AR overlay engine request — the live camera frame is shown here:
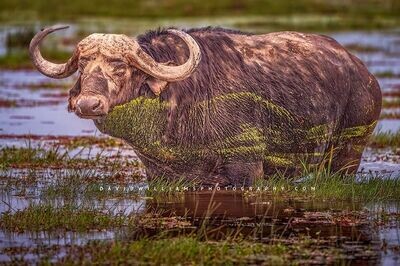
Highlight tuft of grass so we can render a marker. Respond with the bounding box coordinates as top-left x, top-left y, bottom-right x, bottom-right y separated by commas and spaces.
252, 172, 400, 201
303, 174, 400, 201
41, 169, 144, 201
0, 141, 137, 170
0, 143, 68, 169
251, 149, 400, 201
0, 204, 125, 232
55, 237, 288, 265
0, 203, 197, 234
369, 130, 400, 148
